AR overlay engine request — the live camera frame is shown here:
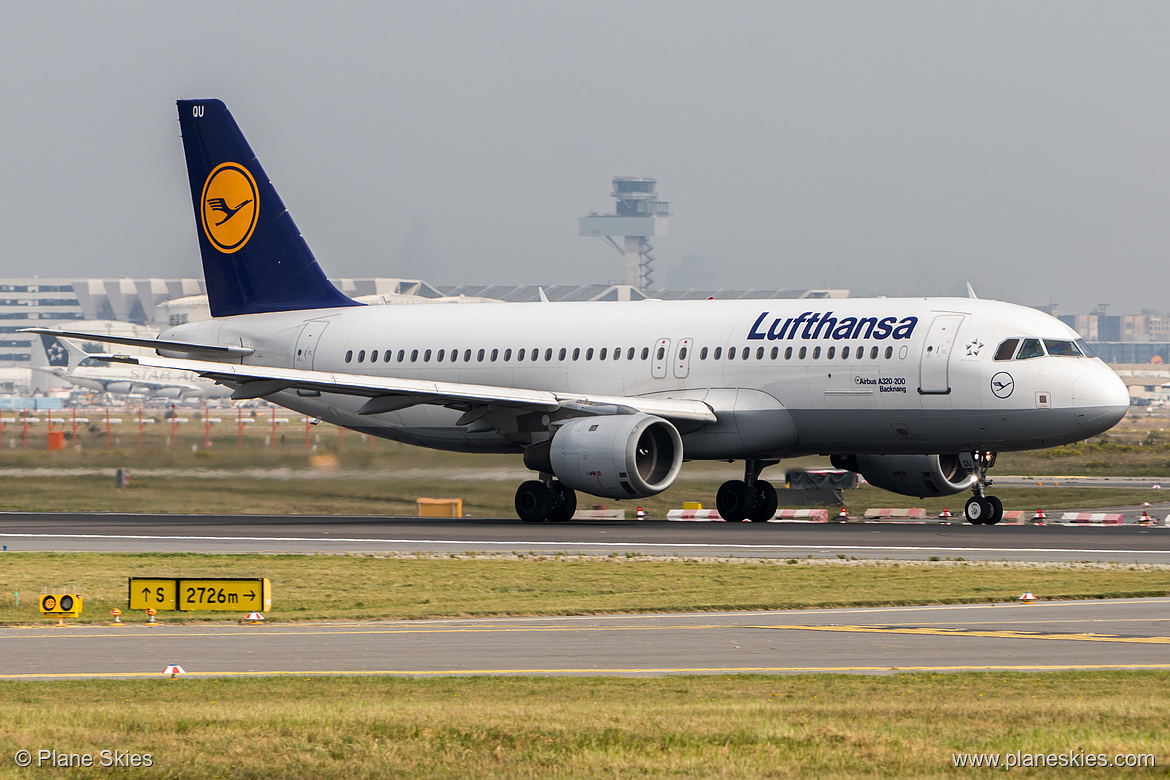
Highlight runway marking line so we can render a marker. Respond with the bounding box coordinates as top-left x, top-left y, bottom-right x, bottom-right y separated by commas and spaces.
5, 663, 1170, 680
2, 532, 1170, 556
752, 625, 1170, 644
